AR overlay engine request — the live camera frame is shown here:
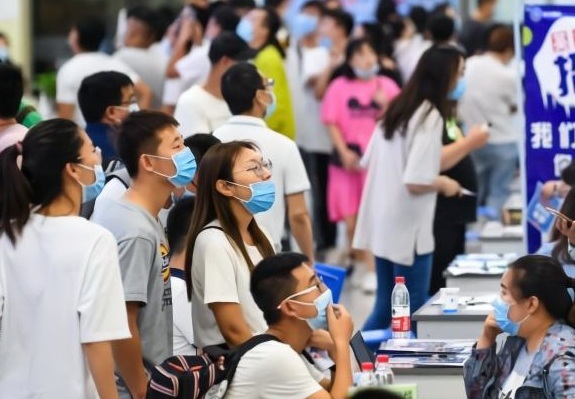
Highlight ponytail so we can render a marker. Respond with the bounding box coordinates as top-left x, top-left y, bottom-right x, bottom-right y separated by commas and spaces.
0, 143, 32, 244
0, 118, 83, 245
